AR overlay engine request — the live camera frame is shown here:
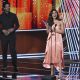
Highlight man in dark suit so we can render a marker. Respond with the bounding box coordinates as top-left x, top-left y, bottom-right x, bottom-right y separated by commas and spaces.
0, 2, 19, 79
